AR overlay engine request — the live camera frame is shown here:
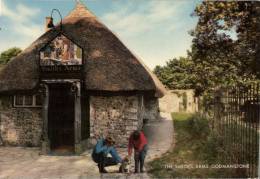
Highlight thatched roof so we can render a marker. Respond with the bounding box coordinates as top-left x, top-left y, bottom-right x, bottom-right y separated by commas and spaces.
0, 2, 166, 97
